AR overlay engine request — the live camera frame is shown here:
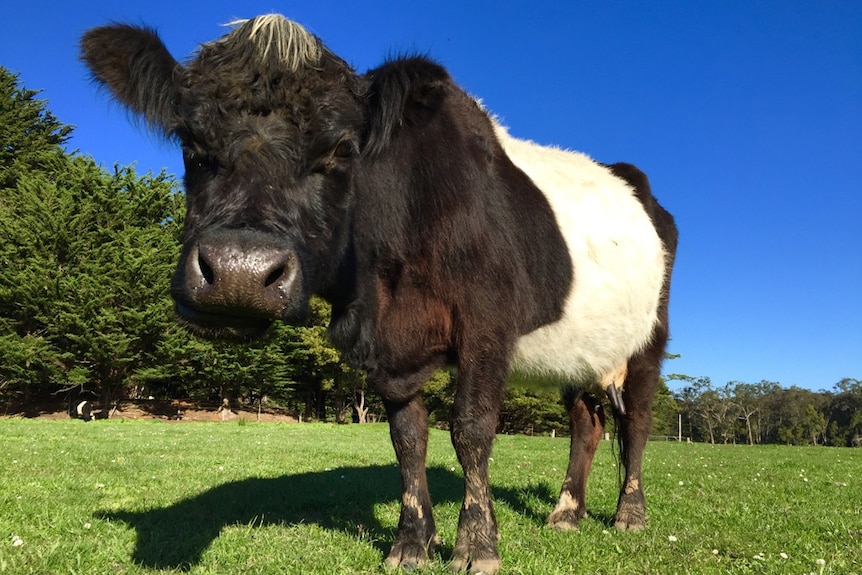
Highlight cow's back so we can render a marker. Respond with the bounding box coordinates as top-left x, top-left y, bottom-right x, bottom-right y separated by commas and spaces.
494, 124, 668, 387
